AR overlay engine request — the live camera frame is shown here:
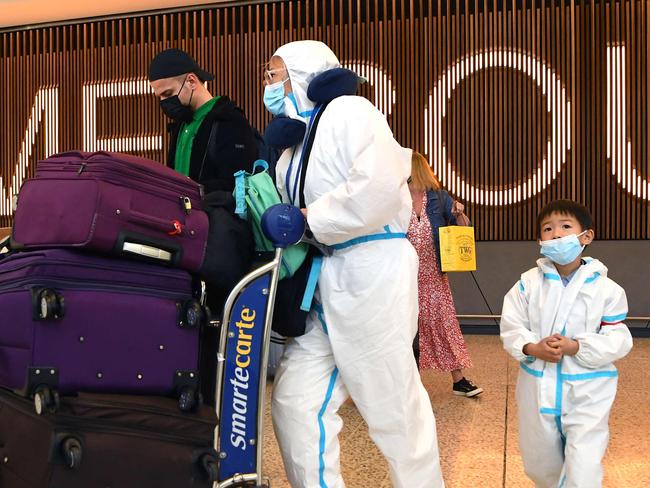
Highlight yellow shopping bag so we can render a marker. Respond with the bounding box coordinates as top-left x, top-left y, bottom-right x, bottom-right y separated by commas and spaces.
439, 226, 477, 272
